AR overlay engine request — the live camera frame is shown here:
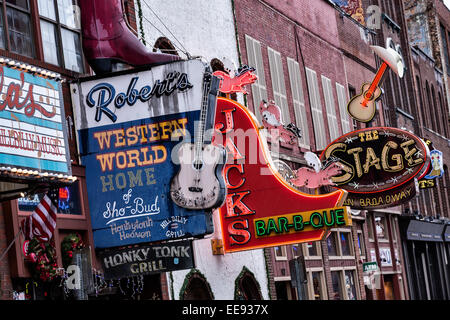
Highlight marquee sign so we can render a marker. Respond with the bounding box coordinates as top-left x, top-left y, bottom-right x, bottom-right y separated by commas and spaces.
0, 62, 70, 174
212, 98, 350, 253
320, 127, 429, 209
71, 60, 215, 248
